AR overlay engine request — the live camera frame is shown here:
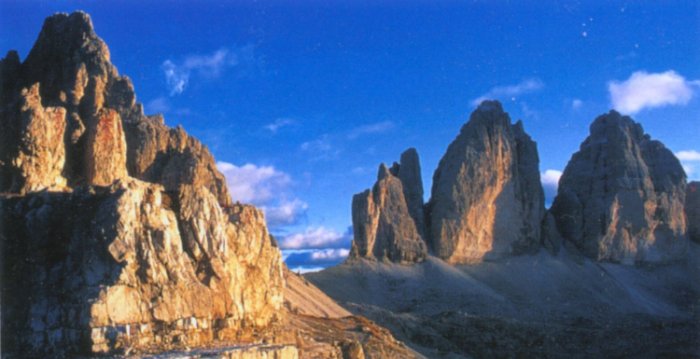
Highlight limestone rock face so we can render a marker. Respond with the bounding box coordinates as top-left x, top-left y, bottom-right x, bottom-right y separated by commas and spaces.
0, 179, 285, 355
687, 181, 700, 243
7, 83, 68, 192
83, 108, 127, 186
350, 149, 428, 263
0, 11, 230, 205
395, 148, 426, 237
0, 12, 282, 356
428, 101, 545, 263
550, 111, 687, 263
